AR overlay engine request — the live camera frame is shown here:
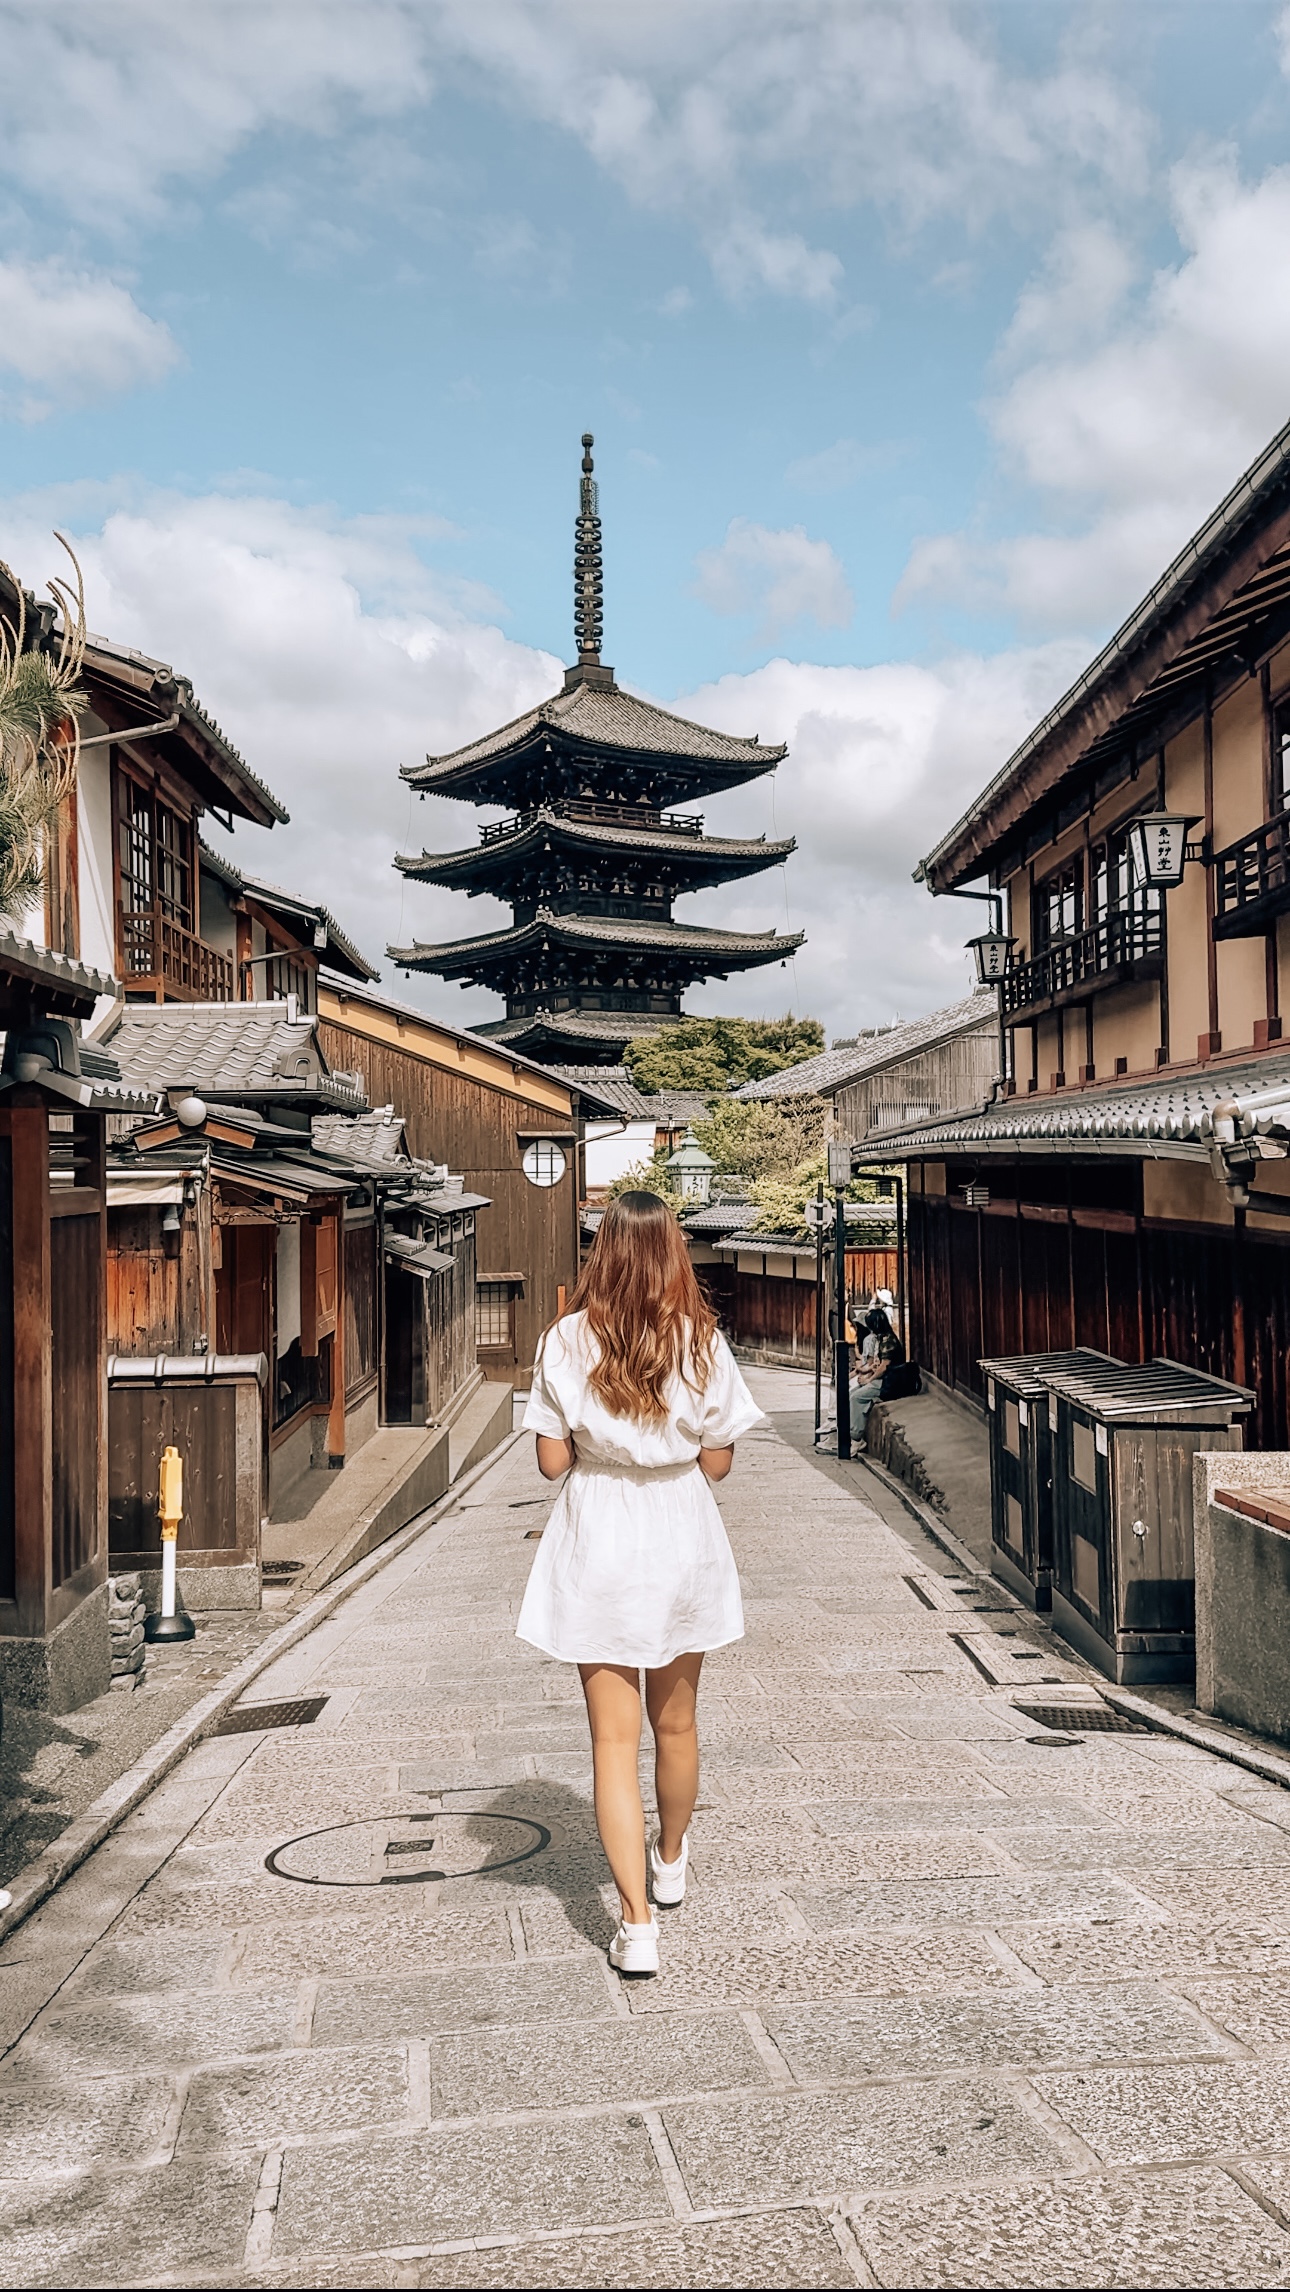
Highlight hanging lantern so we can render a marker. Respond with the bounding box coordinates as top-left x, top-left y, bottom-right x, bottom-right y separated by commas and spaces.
1126, 814, 1197, 890
968, 930, 1015, 984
